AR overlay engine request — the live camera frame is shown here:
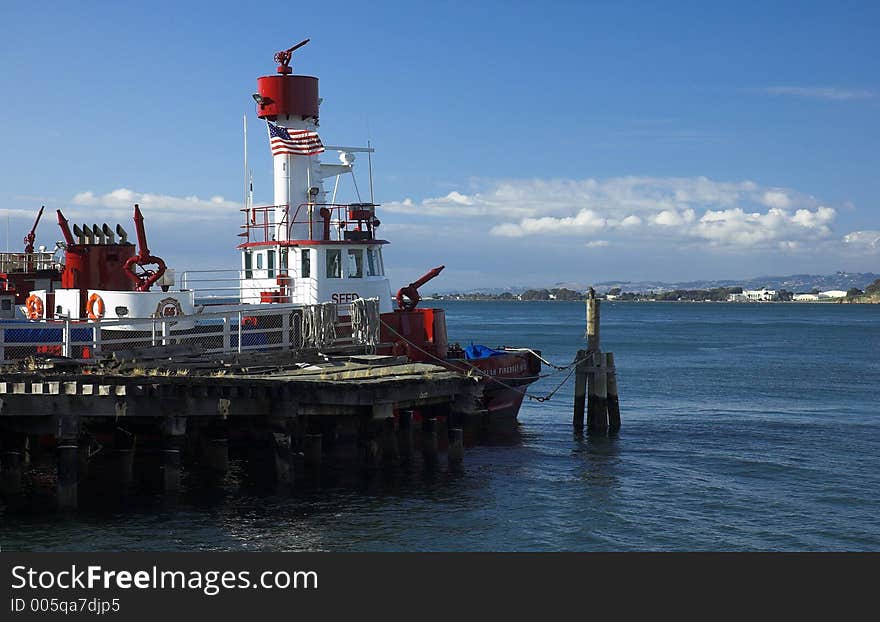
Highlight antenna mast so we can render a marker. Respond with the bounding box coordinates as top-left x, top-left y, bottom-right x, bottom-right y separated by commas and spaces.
243, 114, 248, 212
